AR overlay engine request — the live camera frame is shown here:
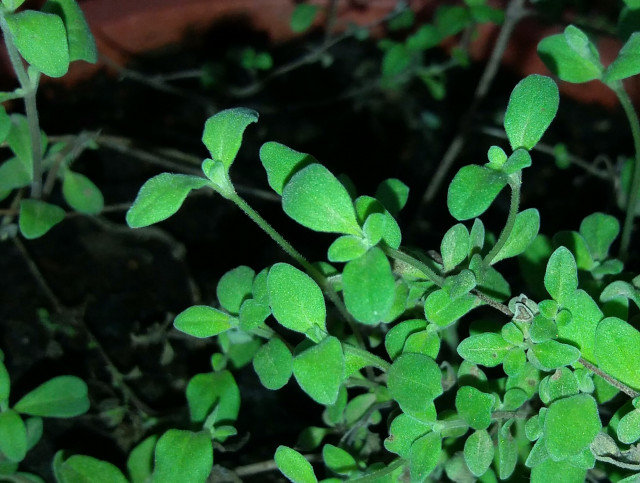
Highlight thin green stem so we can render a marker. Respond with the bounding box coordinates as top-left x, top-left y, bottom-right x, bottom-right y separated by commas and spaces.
383, 246, 445, 286
228, 192, 367, 349
1, 16, 43, 199
484, 173, 521, 267
351, 459, 405, 482
342, 344, 391, 372
614, 86, 640, 259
